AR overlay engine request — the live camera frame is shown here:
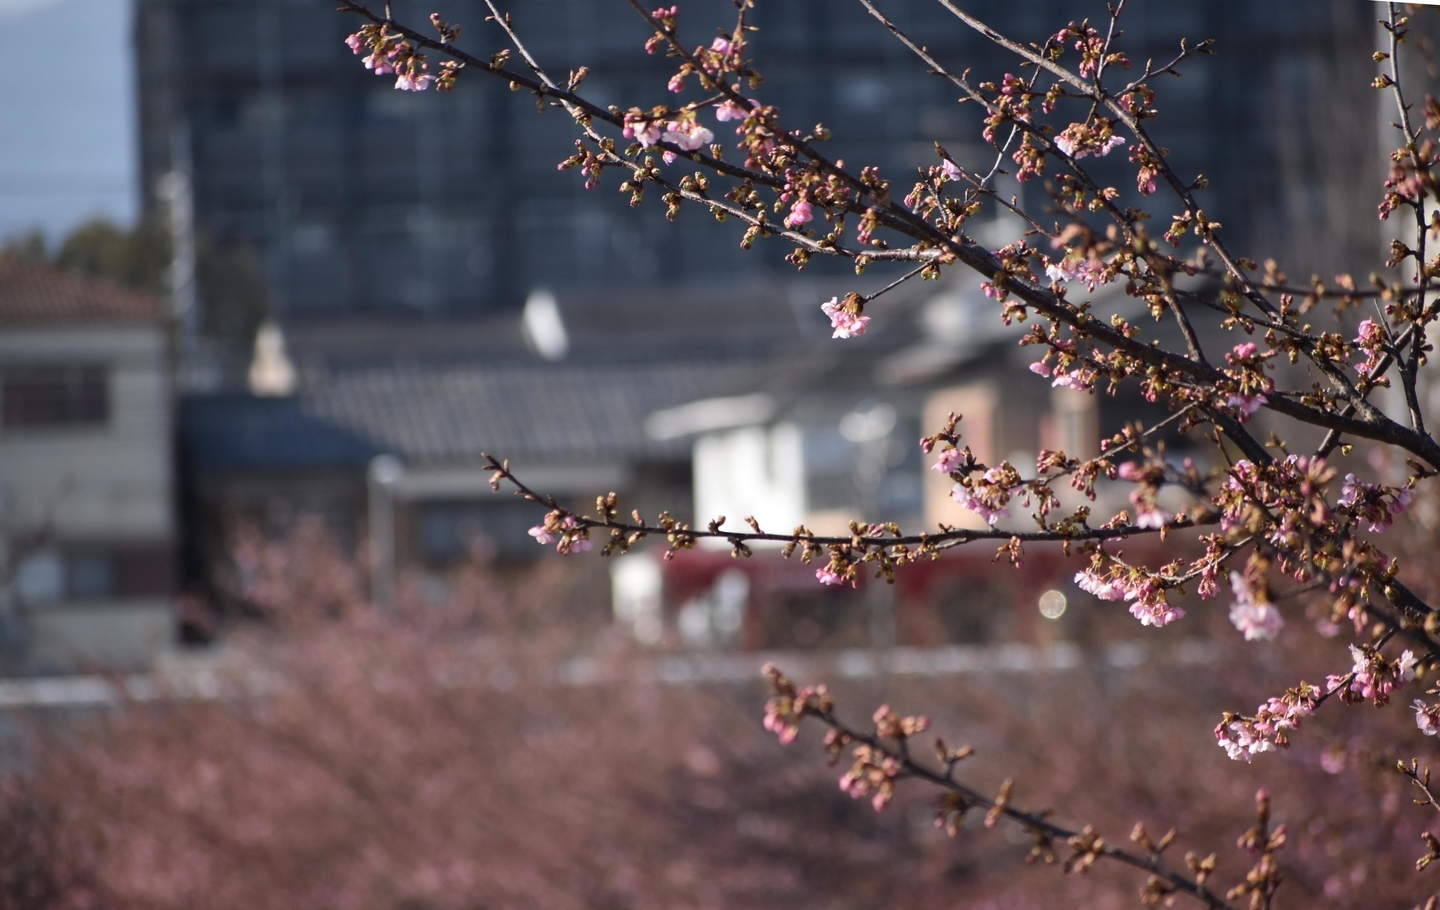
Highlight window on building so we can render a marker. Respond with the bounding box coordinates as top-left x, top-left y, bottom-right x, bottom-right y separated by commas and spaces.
13, 547, 172, 605
65, 553, 115, 600
1, 366, 108, 429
